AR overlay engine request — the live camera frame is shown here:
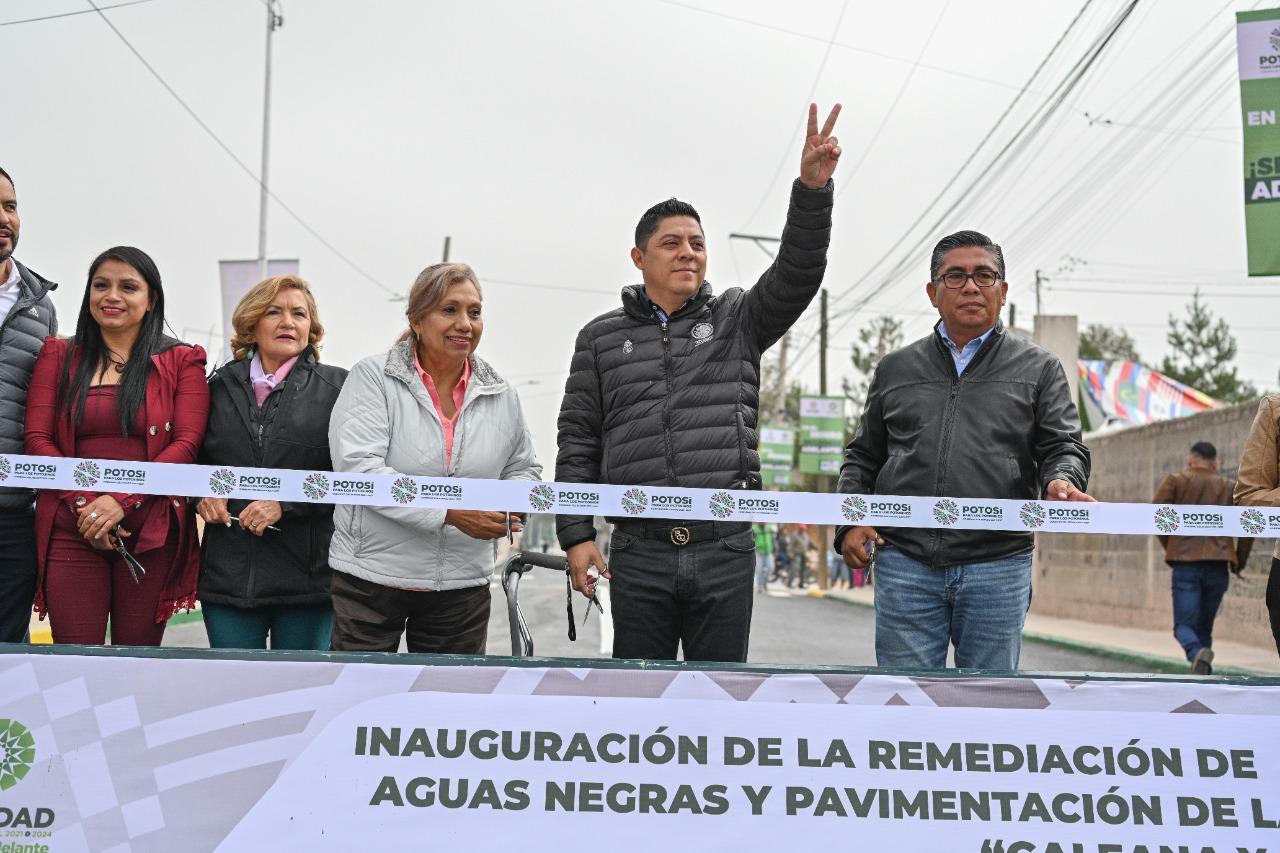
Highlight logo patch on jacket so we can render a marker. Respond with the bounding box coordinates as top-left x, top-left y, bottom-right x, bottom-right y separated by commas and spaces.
691, 322, 714, 345
622, 340, 634, 355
